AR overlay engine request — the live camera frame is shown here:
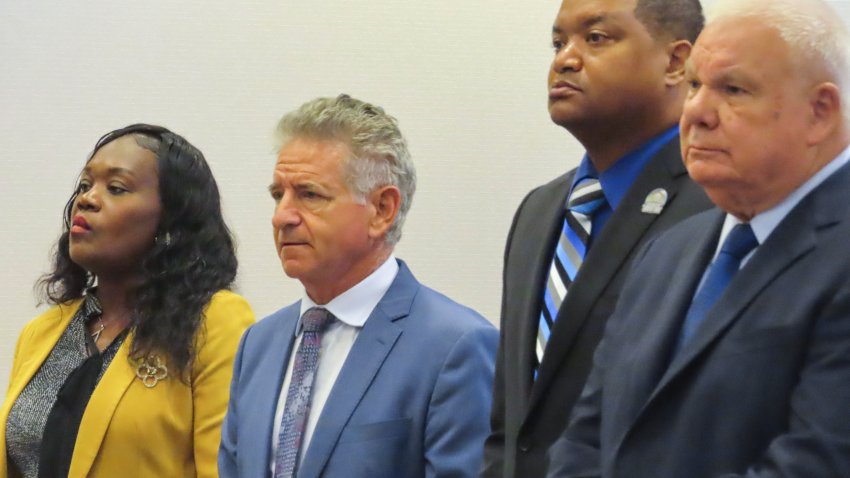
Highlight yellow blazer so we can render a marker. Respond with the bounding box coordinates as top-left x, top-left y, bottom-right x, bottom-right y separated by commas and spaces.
0, 290, 254, 478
